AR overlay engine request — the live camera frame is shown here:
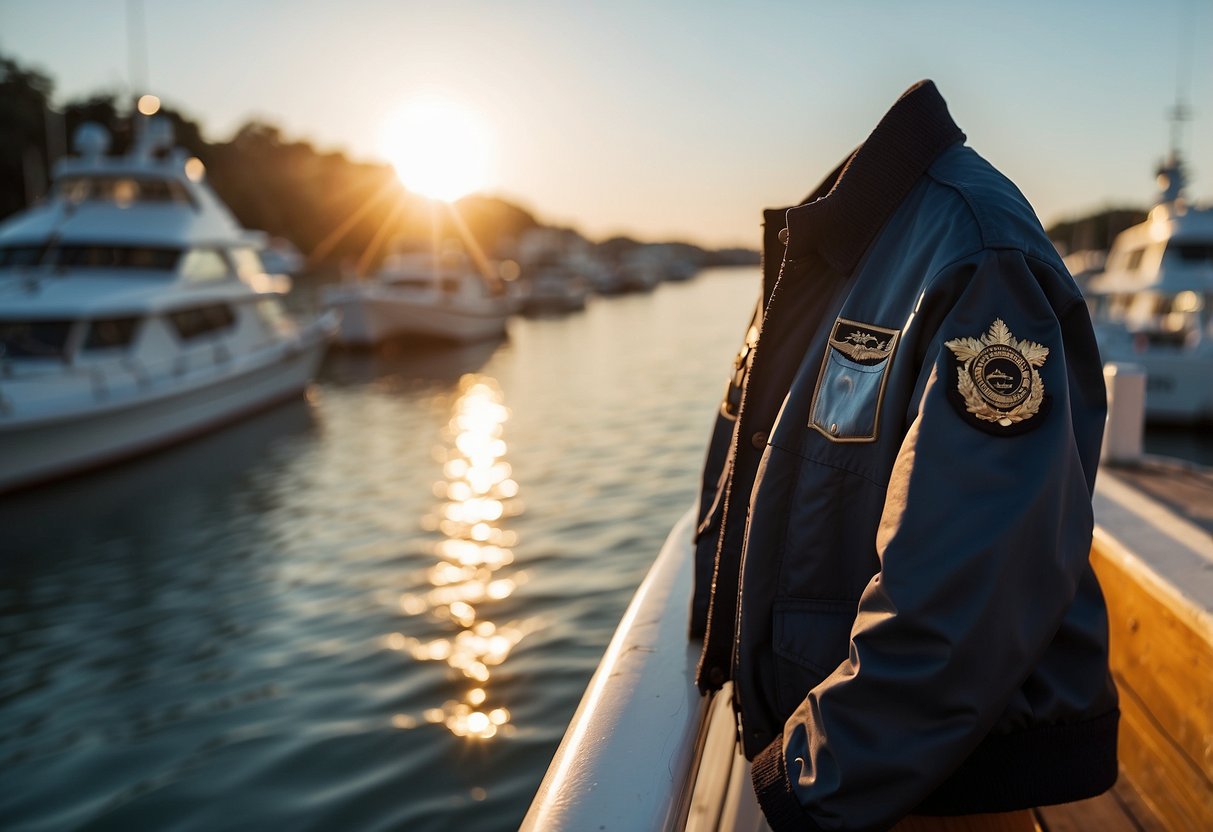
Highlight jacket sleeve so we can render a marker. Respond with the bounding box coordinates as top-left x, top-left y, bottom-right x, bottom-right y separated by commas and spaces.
752, 249, 1105, 831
